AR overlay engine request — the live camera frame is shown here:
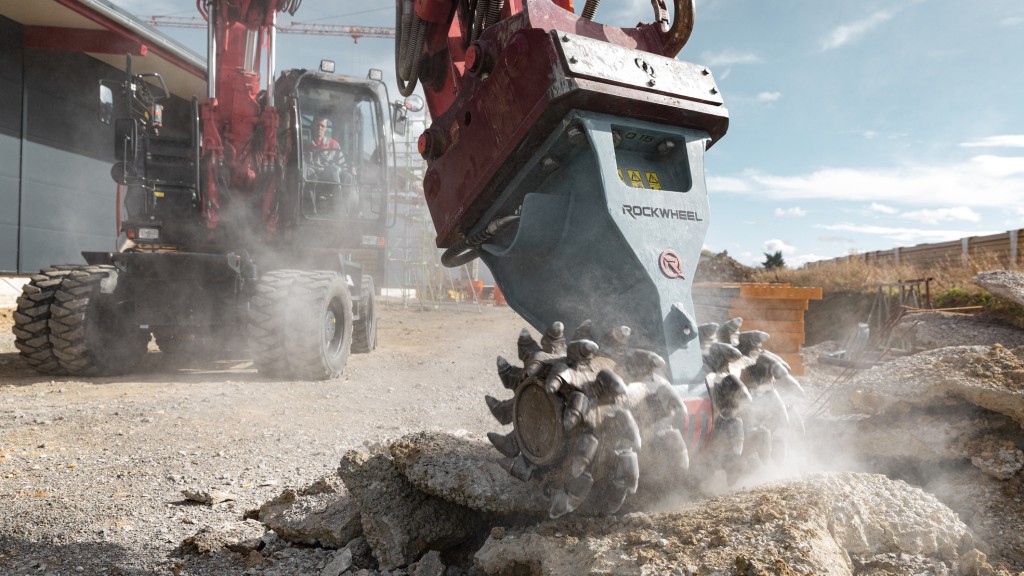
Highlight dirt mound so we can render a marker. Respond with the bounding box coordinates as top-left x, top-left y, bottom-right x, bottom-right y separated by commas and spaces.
693, 251, 756, 283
